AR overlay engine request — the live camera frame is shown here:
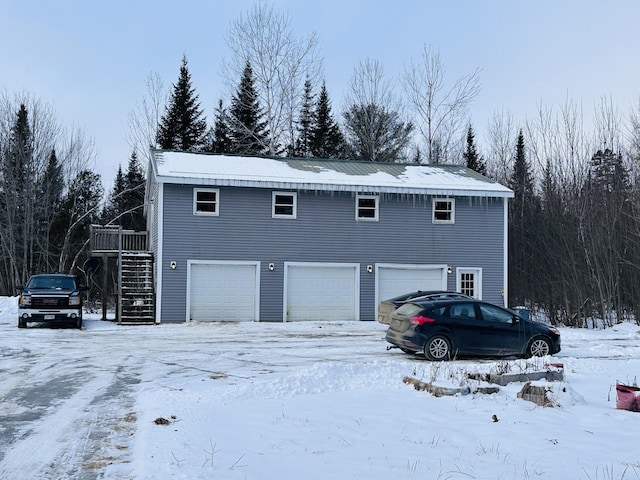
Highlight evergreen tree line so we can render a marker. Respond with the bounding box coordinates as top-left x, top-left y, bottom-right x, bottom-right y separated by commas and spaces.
156, 56, 349, 160
0, 95, 146, 294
